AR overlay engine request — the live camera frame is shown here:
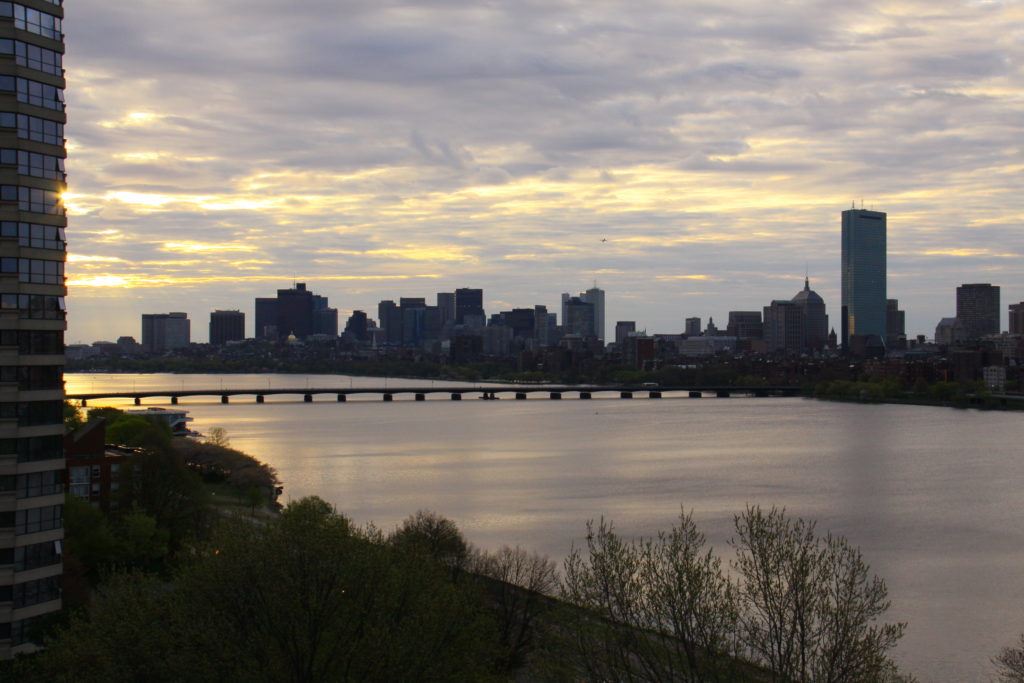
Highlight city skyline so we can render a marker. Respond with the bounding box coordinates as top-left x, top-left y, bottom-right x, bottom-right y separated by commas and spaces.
61, 1, 1024, 342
